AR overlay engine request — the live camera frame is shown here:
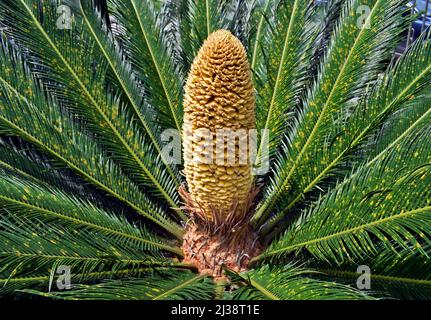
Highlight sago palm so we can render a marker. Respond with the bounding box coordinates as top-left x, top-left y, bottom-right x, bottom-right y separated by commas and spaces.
0, 0, 431, 300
